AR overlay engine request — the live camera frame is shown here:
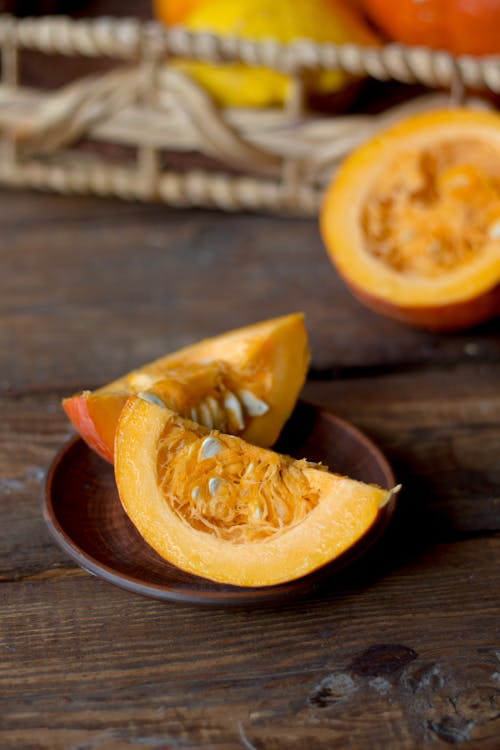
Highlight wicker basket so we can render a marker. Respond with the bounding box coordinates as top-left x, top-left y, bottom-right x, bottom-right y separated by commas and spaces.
0, 13, 498, 215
